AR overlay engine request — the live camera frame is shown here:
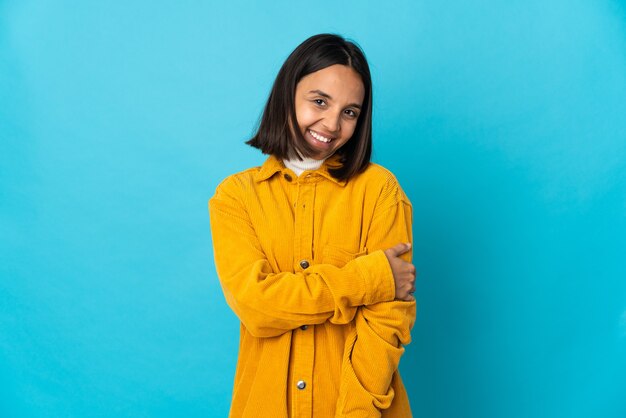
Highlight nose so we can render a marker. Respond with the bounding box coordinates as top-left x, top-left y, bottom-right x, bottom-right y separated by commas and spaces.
322, 110, 341, 133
